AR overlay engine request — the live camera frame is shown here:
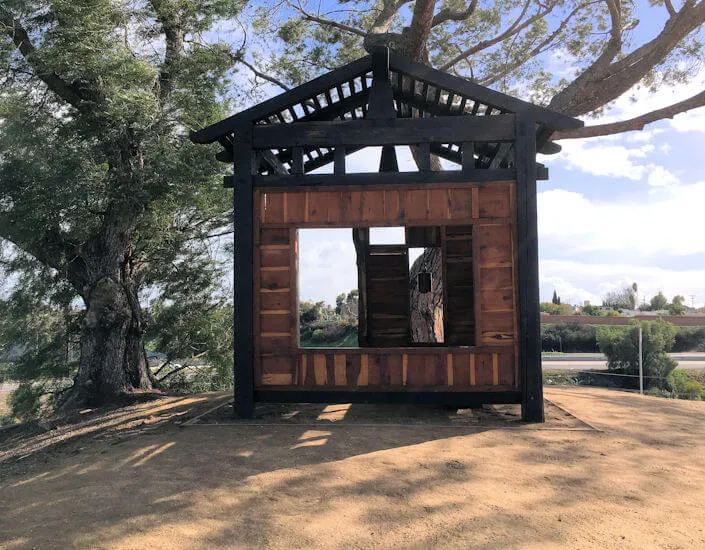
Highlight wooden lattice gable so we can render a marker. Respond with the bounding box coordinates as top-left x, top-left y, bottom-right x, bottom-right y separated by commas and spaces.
190, 51, 581, 176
